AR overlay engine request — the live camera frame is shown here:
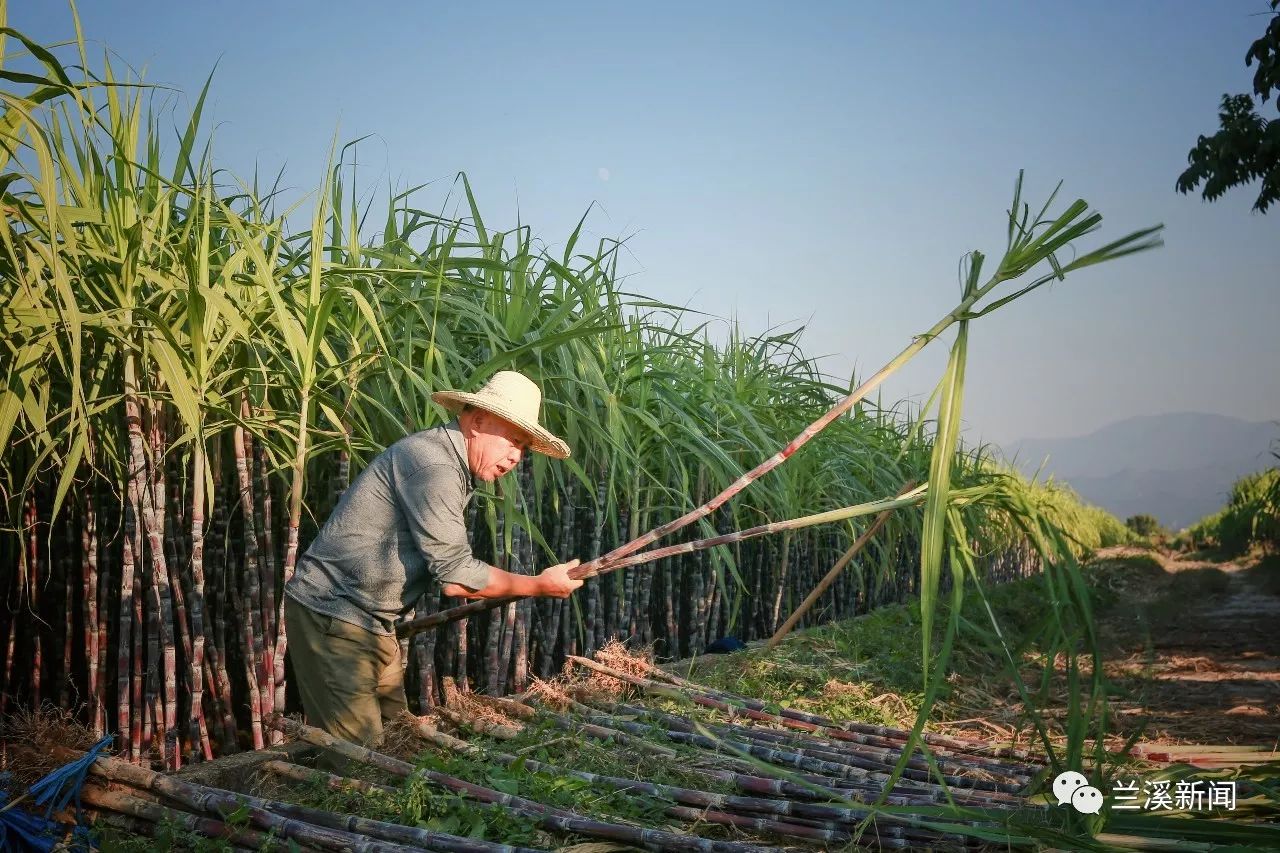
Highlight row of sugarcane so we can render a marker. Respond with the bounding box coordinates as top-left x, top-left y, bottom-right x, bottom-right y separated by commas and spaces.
30, 646, 1049, 851
2, 419, 1012, 770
